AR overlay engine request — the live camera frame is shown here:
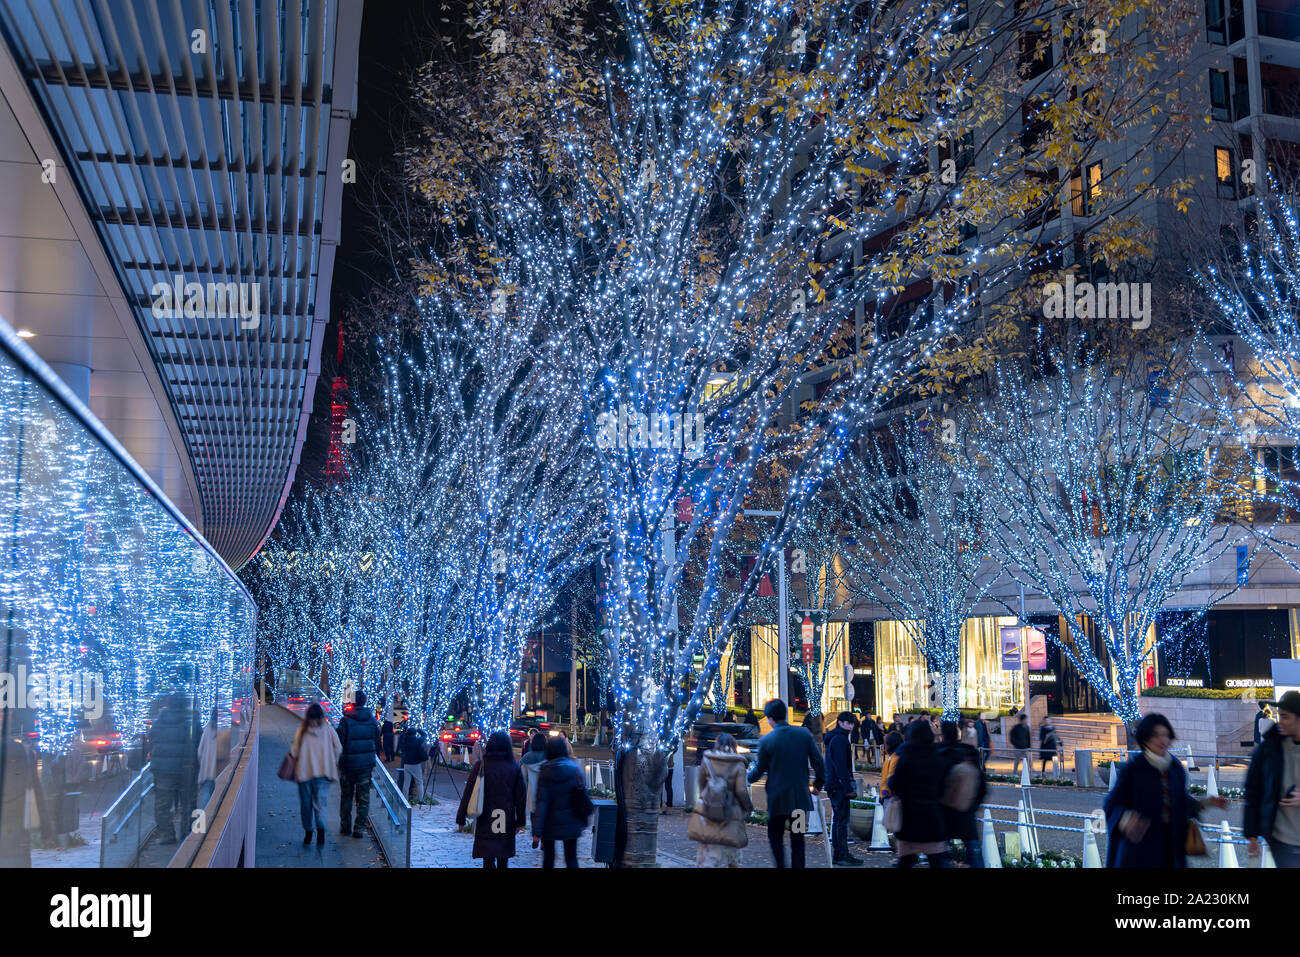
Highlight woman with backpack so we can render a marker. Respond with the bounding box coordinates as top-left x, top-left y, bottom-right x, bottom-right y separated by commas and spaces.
938, 721, 988, 867
688, 732, 754, 867
455, 730, 527, 868
291, 703, 343, 846
533, 734, 592, 868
